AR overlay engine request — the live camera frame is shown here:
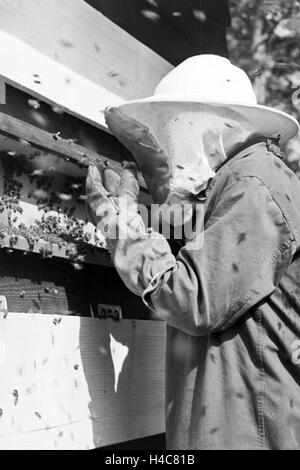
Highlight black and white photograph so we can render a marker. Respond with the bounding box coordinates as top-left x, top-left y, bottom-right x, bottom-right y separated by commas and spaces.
0, 0, 299, 453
